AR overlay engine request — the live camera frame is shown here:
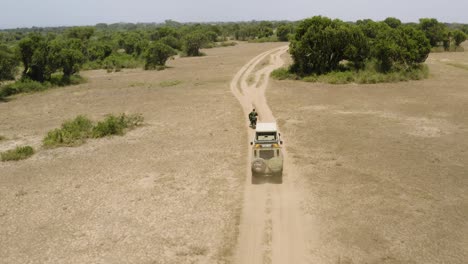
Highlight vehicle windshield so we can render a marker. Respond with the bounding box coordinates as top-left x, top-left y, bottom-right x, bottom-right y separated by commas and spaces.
256, 132, 276, 141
